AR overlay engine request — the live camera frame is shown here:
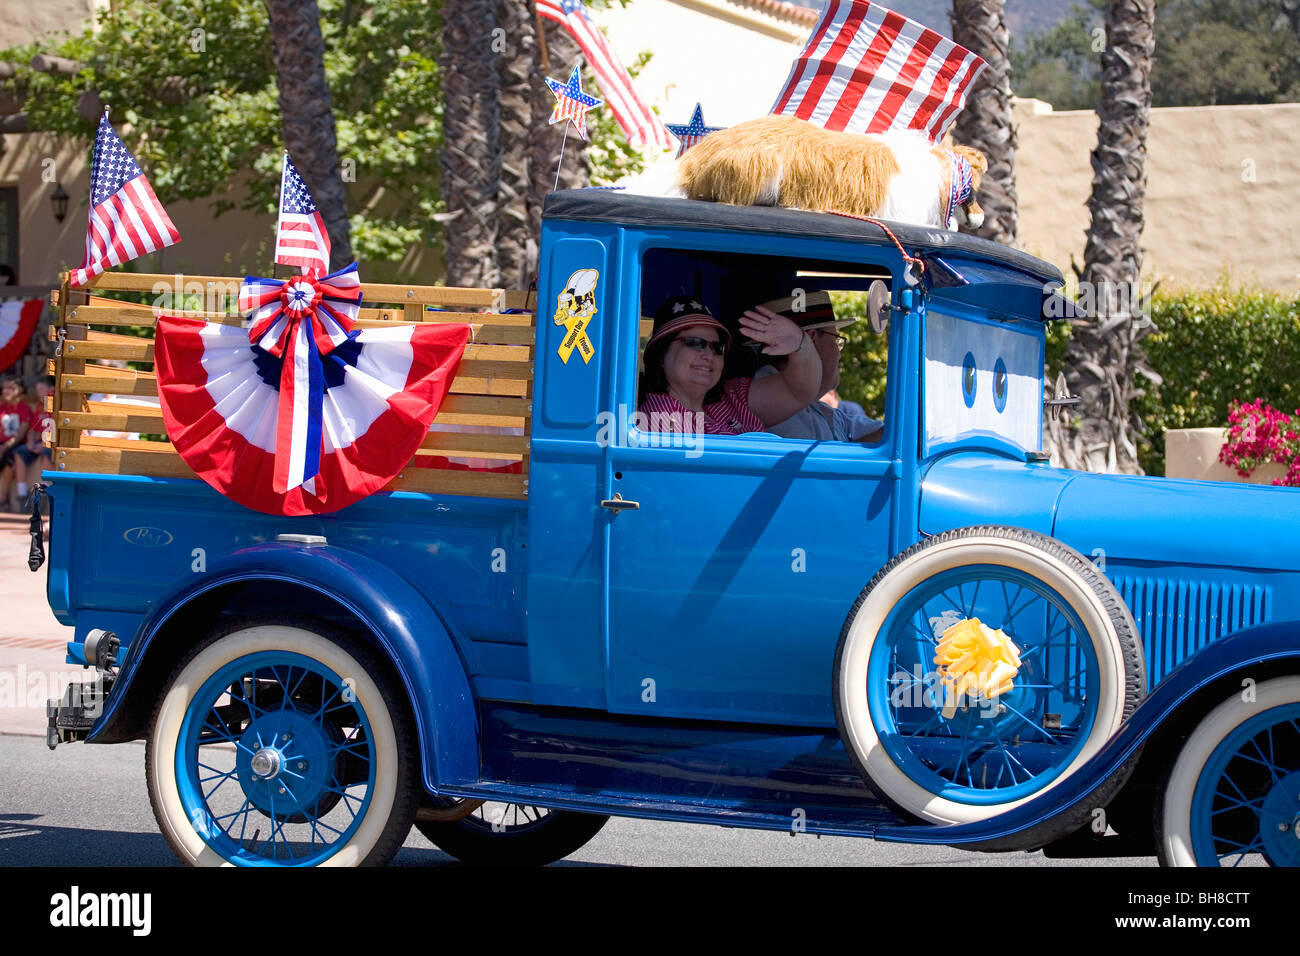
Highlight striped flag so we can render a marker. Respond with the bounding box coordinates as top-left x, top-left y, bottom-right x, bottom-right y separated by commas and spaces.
537, 0, 674, 151
771, 0, 986, 144
69, 114, 181, 288
275, 153, 331, 275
